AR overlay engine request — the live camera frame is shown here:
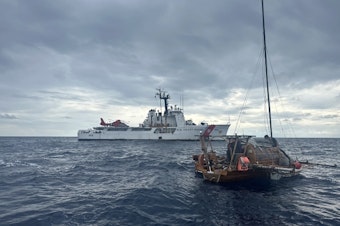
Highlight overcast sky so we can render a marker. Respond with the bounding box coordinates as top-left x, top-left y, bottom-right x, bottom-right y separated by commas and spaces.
1, 0, 339, 137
